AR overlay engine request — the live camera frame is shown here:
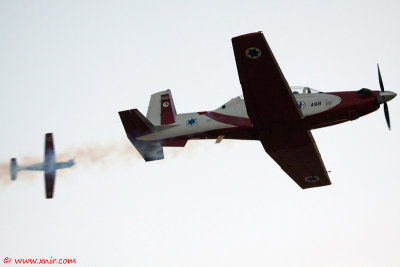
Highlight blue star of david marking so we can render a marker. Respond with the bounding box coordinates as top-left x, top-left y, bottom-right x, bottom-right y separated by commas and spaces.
246, 47, 261, 59
186, 118, 197, 126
